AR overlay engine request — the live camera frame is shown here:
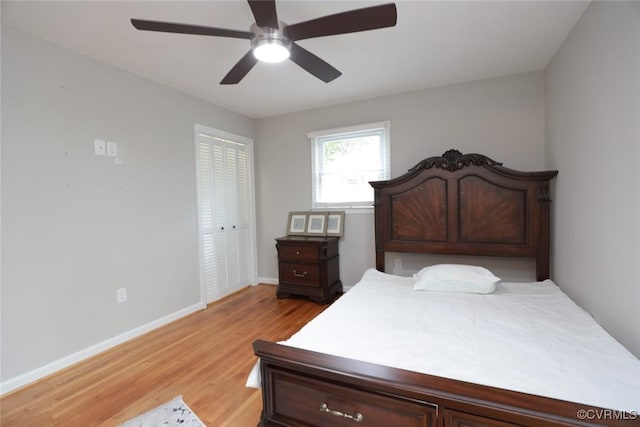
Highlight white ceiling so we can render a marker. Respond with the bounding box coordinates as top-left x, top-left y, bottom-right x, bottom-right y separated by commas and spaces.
2, 1, 588, 119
